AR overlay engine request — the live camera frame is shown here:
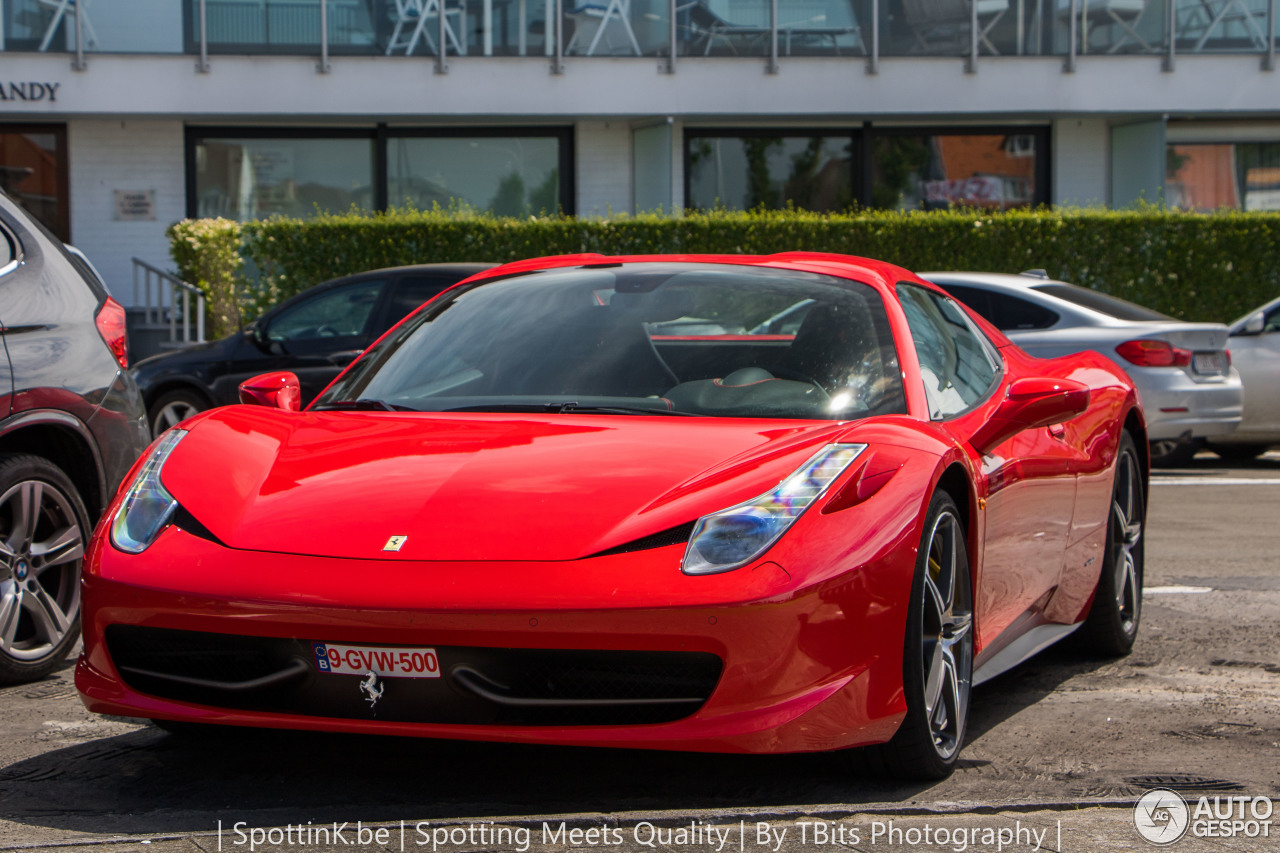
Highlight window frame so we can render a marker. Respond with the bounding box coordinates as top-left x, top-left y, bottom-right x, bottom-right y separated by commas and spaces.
866, 125, 1051, 210
683, 127, 862, 212
683, 124, 1051, 211
185, 125, 575, 218
0, 123, 70, 241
